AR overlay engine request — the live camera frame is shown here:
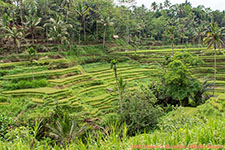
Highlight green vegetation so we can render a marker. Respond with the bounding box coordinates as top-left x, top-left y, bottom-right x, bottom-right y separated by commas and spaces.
0, 0, 224, 149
